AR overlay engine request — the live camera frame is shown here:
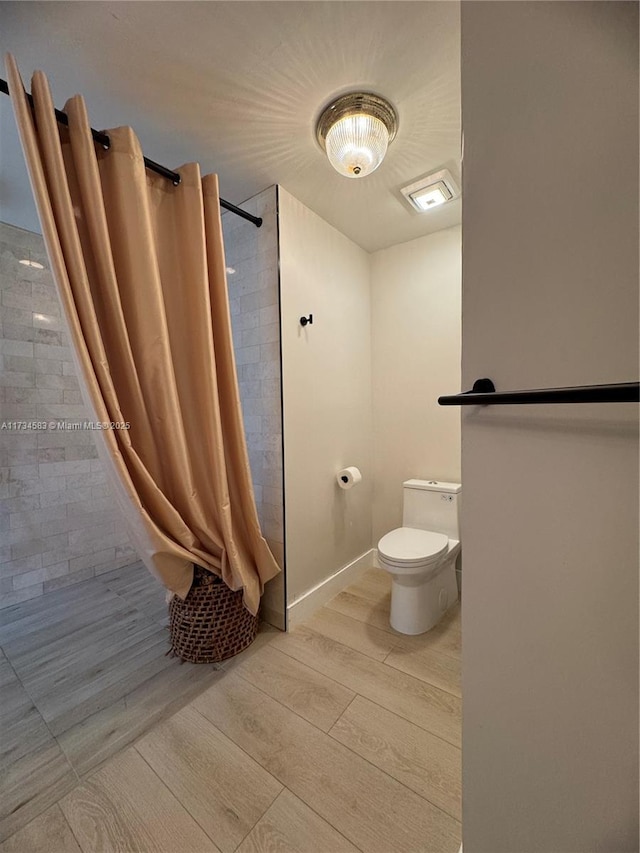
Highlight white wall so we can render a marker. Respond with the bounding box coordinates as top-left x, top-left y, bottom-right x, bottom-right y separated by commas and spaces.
278, 187, 372, 606
370, 226, 461, 543
461, 3, 639, 851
